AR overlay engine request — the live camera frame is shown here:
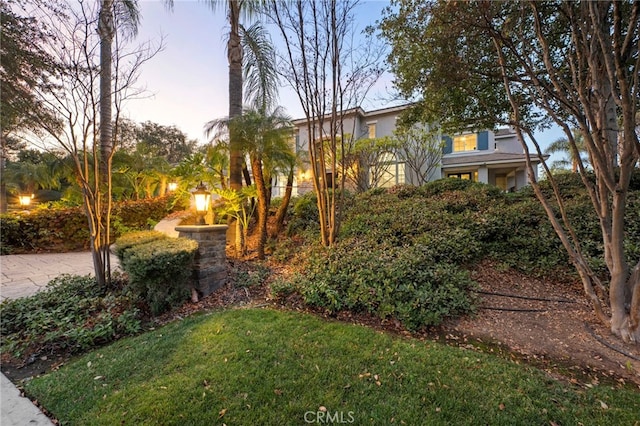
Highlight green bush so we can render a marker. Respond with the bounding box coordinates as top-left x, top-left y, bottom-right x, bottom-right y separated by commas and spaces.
296, 240, 477, 331
230, 263, 270, 288
286, 192, 320, 236
113, 230, 168, 261
118, 236, 198, 316
420, 177, 477, 196
0, 274, 141, 358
